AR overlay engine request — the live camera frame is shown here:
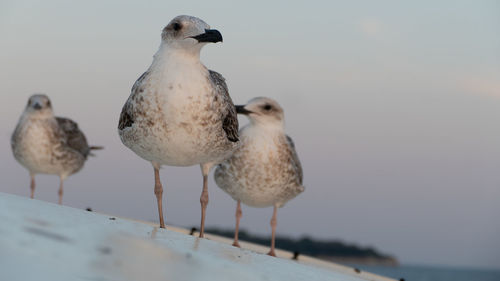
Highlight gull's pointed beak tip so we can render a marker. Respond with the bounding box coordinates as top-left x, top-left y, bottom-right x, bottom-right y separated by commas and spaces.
235, 105, 252, 115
